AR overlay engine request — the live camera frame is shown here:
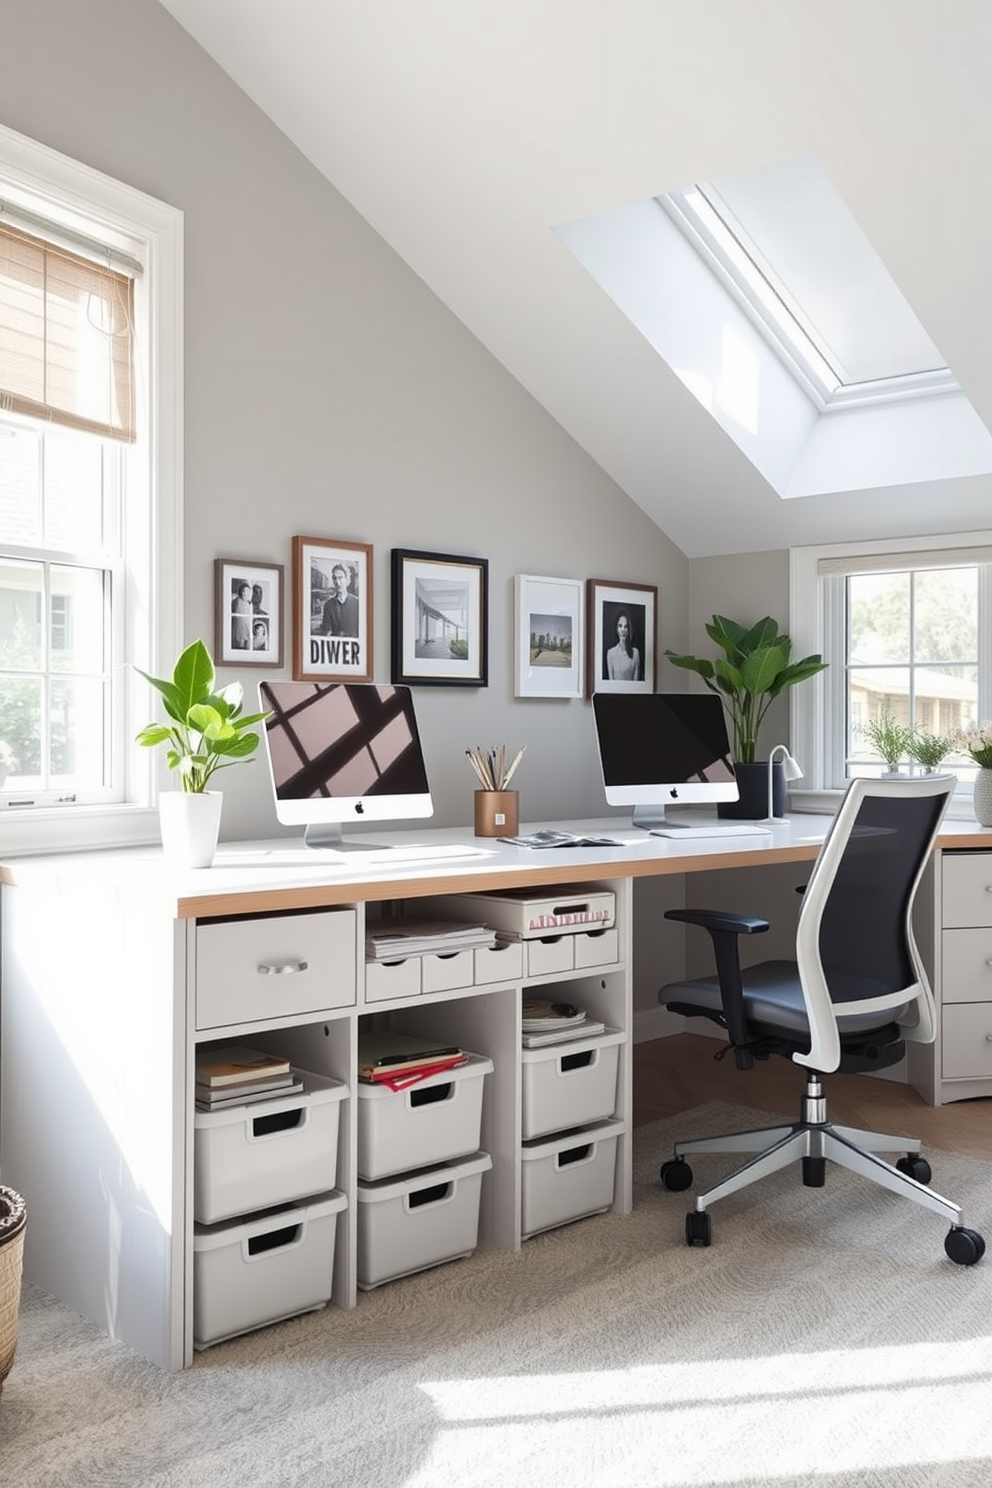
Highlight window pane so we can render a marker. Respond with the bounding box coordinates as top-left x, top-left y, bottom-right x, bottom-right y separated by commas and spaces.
50, 564, 106, 673
0, 558, 43, 668
914, 567, 978, 663
51, 675, 107, 788
848, 572, 910, 664
0, 675, 42, 781
44, 432, 104, 550
0, 421, 41, 546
